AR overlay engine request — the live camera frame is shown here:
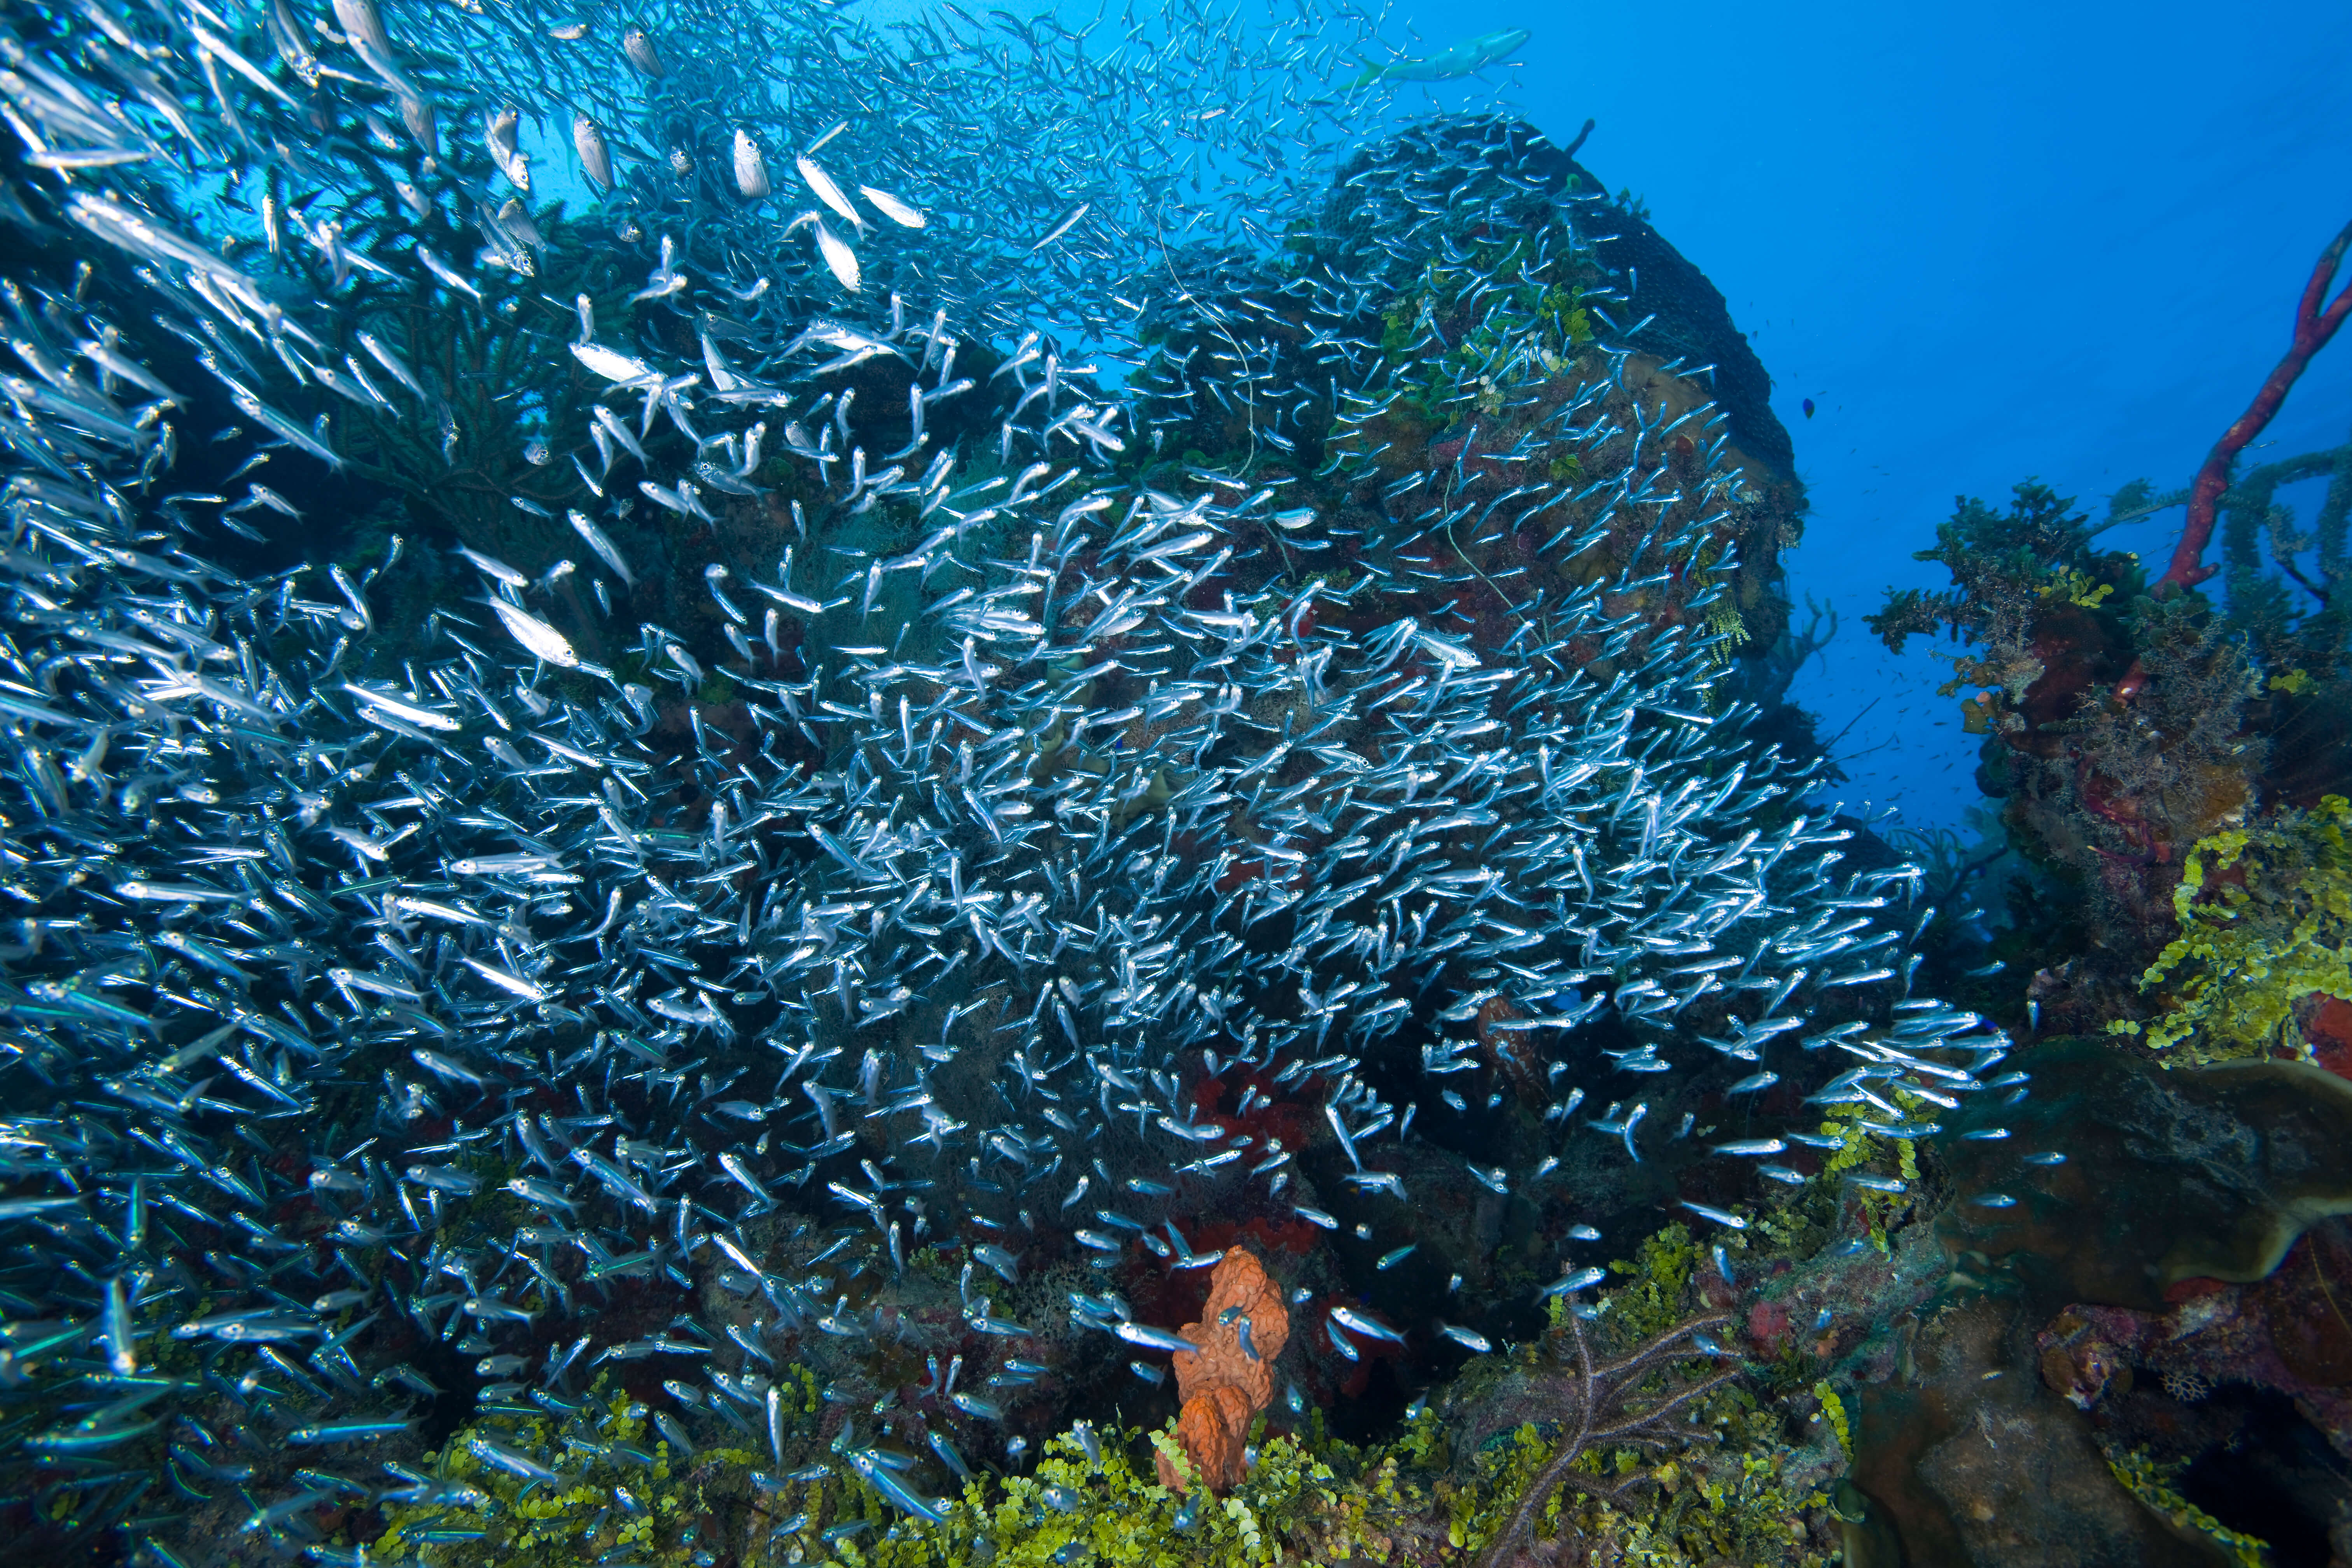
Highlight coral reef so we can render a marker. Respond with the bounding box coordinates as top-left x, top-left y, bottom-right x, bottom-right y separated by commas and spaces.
1870, 467, 2352, 1045
2035, 1225, 2352, 1459
1844, 238, 2352, 1563
1690, 198, 2352, 1568
2034, 1223, 2352, 1566
24, 0, 2352, 1558
322, 1253, 1824, 1568
1868, 221, 2352, 1057
0, 1, 2021, 1556
1853, 1288, 2247, 1568
1869, 483, 2249, 1031
1936, 1037, 2352, 1307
